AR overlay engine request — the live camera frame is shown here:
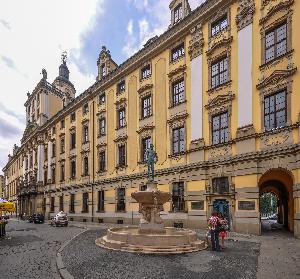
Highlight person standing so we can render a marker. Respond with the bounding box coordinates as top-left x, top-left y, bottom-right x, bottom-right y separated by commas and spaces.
219, 214, 228, 250
208, 212, 220, 251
